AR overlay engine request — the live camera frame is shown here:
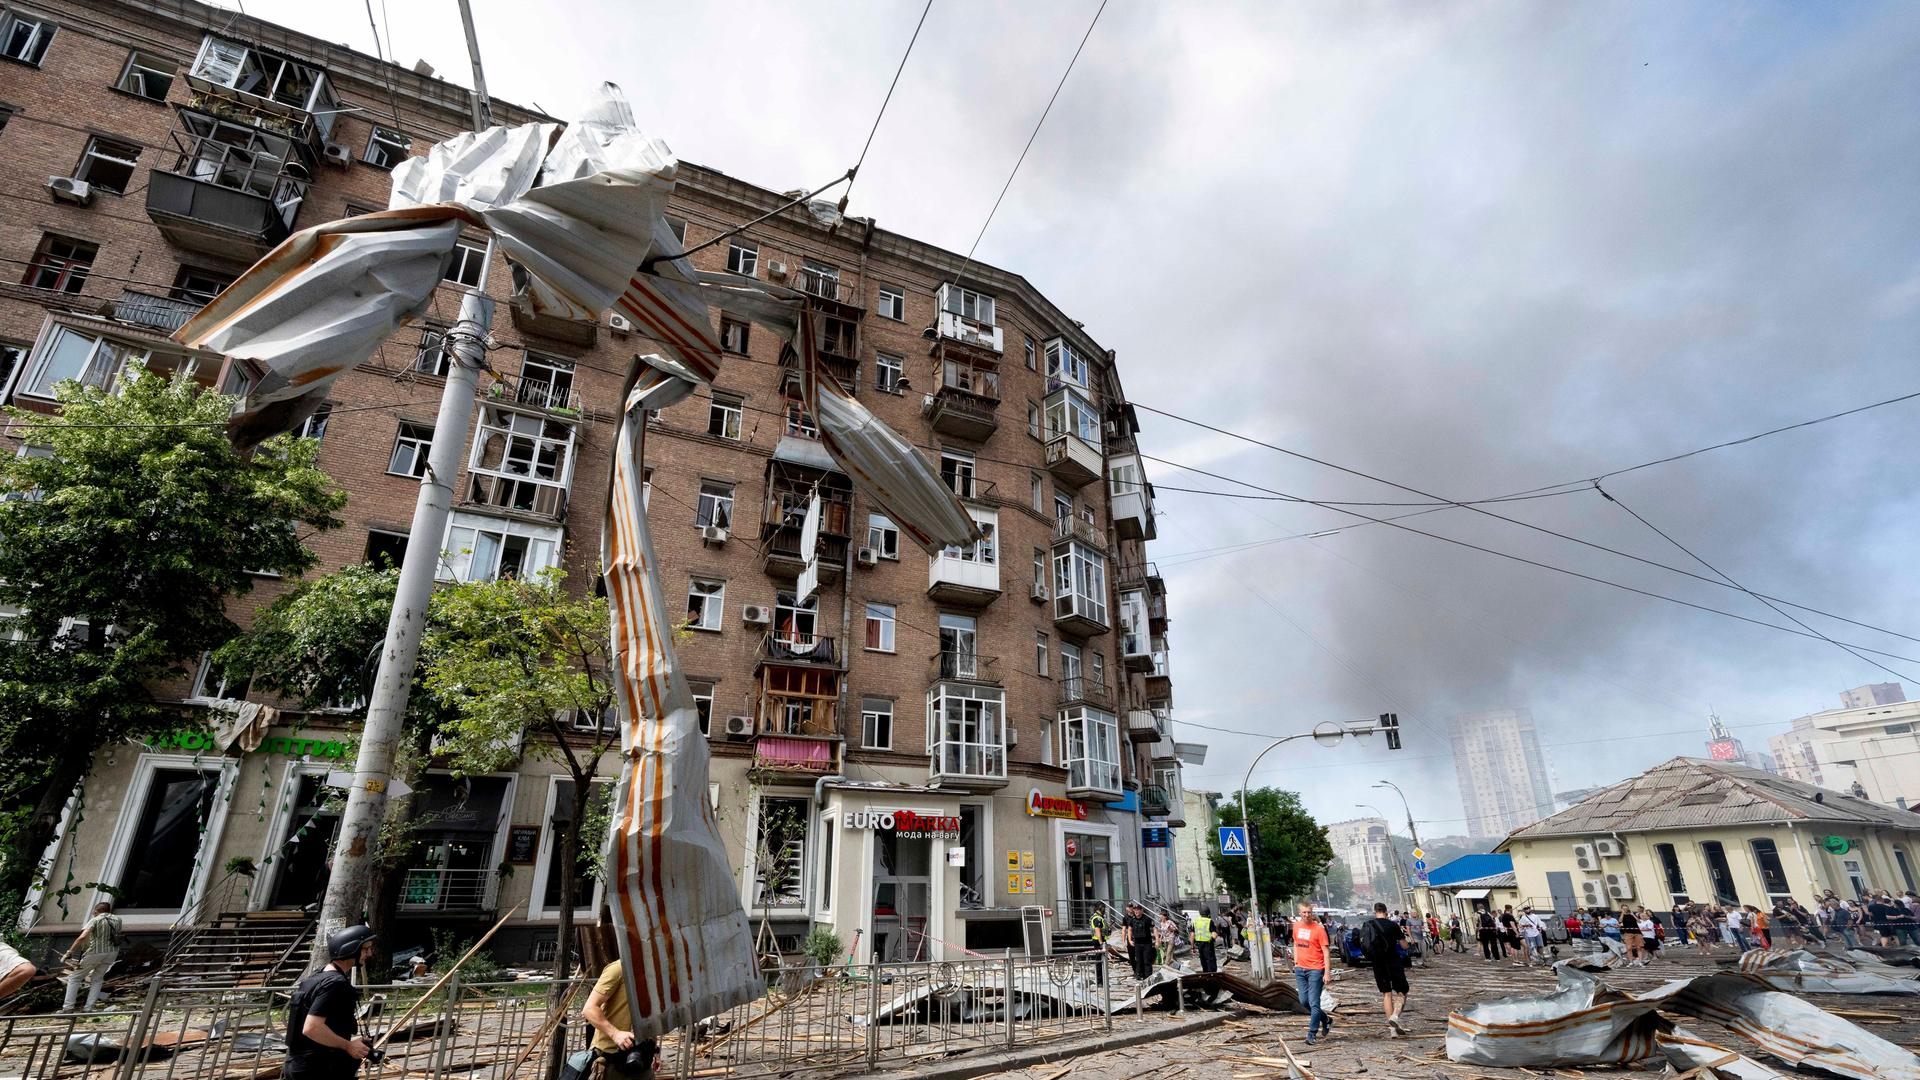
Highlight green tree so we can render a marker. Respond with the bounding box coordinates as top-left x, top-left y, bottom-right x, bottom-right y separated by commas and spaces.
1209, 788, 1335, 914
213, 563, 444, 967
419, 568, 618, 985
0, 369, 343, 916
1323, 859, 1355, 908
